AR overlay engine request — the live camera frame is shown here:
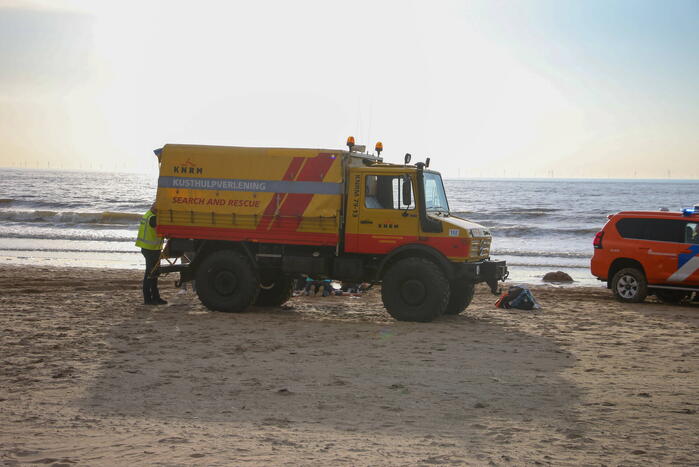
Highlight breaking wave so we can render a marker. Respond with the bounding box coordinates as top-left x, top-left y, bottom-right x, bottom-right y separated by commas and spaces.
492, 249, 591, 259
0, 247, 138, 254
491, 225, 600, 237
0, 231, 132, 242
452, 210, 610, 224
0, 210, 141, 225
